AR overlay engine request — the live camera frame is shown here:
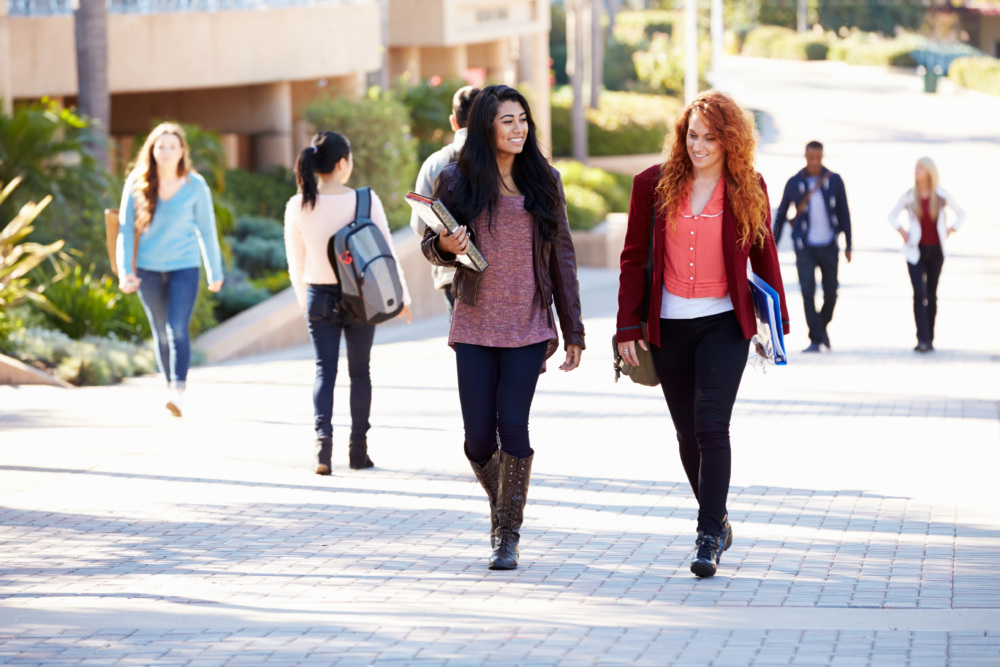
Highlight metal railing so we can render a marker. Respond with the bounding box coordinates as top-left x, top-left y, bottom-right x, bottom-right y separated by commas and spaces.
9, 0, 356, 17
